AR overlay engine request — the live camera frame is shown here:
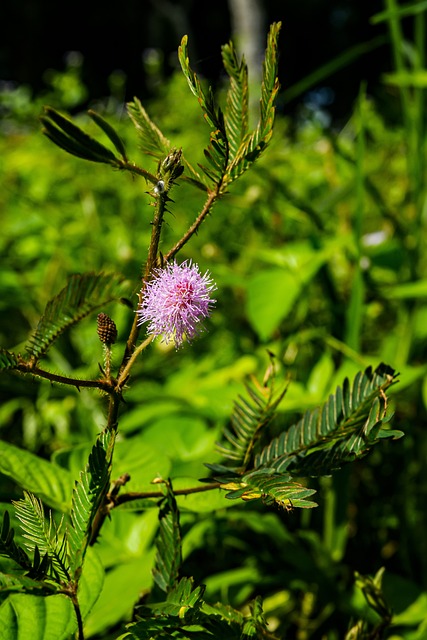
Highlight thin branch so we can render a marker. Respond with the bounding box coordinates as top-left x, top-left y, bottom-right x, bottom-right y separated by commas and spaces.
112, 482, 222, 508
118, 189, 169, 376
120, 161, 157, 185
17, 363, 114, 393
164, 189, 220, 261
116, 334, 155, 390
